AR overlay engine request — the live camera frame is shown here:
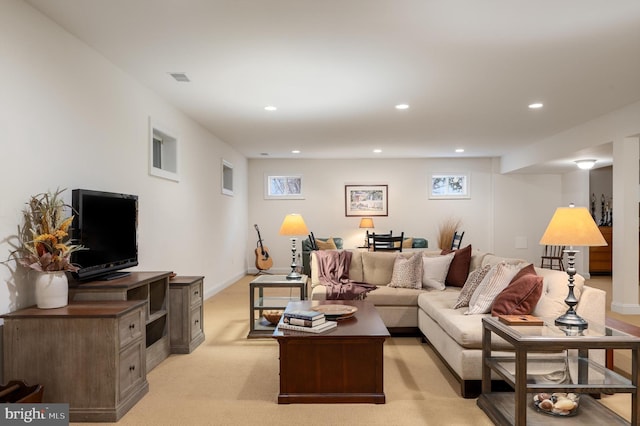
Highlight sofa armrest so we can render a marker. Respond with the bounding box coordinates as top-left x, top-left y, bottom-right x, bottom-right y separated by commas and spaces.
302, 237, 343, 276
575, 285, 606, 327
